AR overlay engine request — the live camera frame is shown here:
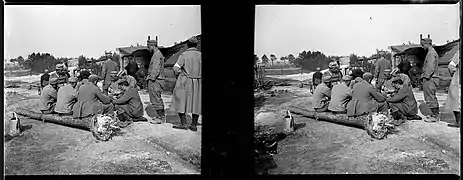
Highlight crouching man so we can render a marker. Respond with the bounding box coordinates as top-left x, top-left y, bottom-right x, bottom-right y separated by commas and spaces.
386, 79, 422, 126
55, 77, 79, 116
312, 75, 333, 112
39, 78, 59, 114
111, 80, 147, 124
